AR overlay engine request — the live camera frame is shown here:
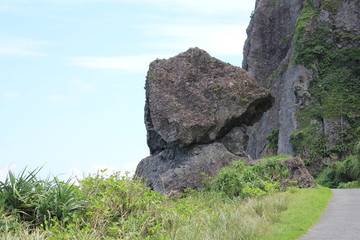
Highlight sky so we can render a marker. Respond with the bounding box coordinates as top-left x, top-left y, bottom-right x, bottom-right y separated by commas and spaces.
0, 0, 256, 181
